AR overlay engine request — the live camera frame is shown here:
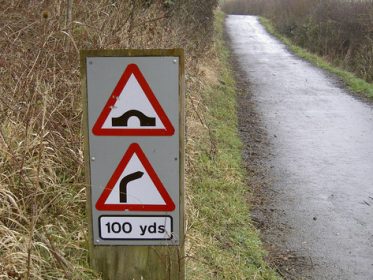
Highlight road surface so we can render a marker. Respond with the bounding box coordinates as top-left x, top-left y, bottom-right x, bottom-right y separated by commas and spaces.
226, 15, 373, 280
